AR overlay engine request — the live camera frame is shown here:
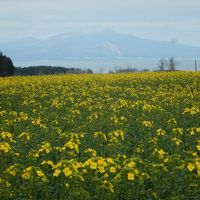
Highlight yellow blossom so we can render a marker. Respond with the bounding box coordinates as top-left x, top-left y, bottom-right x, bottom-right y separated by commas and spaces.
156, 128, 166, 136
0, 142, 11, 153
53, 169, 61, 177
42, 160, 54, 167
4, 165, 17, 176
127, 161, 135, 168
63, 167, 72, 177
90, 162, 97, 170
110, 167, 116, 173
97, 158, 105, 166
98, 166, 105, 173
127, 173, 135, 181
183, 107, 200, 116
195, 161, 200, 170
142, 120, 154, 128
187, 163, 195, 172
36, 169, 47, 181
22, 166, 32, 180
171, 137, 182, 145
53, 162, 62, 169
107, 158, 114, 164
1, 132, 15, 142
157, 149, 167, 158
